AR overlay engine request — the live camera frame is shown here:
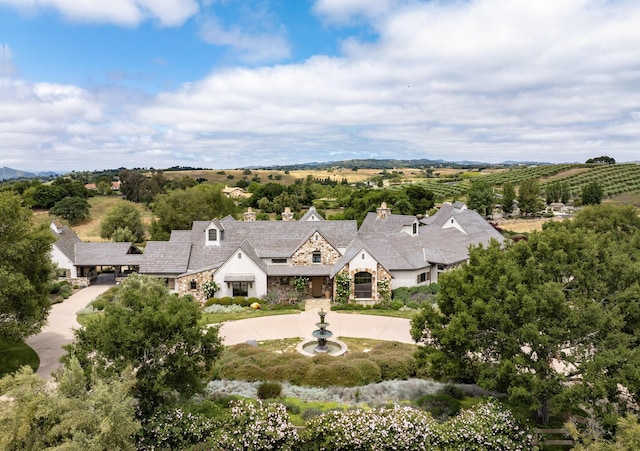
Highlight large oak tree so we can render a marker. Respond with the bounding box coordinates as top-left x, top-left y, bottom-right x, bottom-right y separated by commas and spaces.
64, 274, 223, 413
0, 192, 55, 341
411, 205, 640, 425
